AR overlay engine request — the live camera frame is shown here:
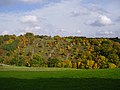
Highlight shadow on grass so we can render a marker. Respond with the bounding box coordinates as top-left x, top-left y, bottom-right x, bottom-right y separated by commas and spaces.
0, 78, 120, 90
